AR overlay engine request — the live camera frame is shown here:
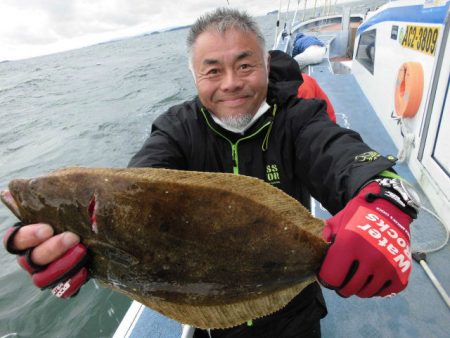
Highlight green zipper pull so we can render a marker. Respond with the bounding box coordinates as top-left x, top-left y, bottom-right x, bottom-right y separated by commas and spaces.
262, 104, 277, 152
231, 144, 239, 175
